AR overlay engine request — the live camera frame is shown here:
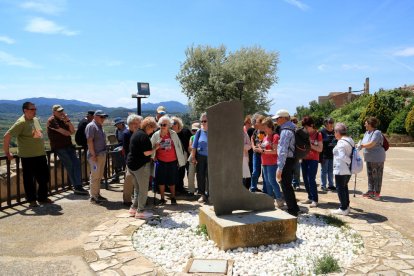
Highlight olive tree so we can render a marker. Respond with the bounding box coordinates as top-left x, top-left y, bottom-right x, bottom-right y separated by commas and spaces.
176, 45, 279, 115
